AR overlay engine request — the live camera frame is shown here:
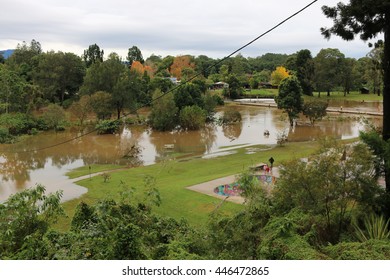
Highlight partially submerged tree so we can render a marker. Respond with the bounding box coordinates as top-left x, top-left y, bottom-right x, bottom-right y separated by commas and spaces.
274, 76, 303, 126
302, 100, 328, 125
